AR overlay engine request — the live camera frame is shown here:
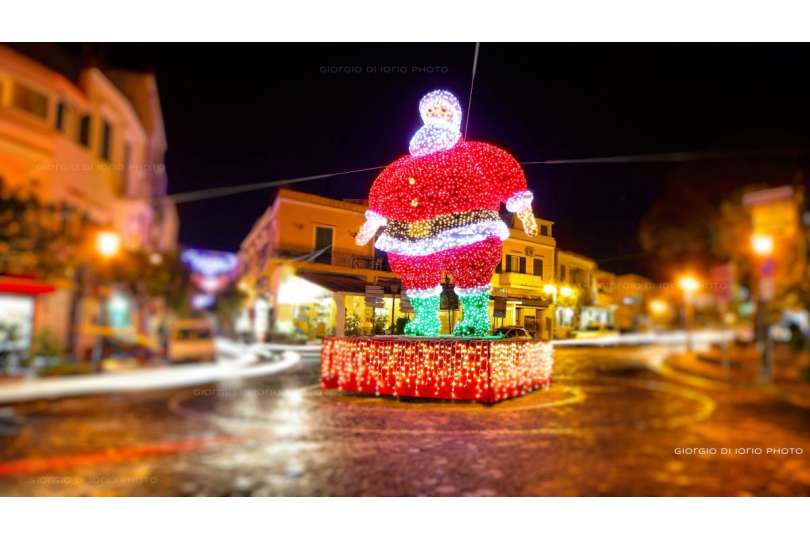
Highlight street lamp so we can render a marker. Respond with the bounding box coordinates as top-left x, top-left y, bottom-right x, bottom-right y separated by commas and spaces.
91, 231, 122, 365
677, 275, 700, 296
542, 284, 558, 340
96, 231, 121, 259
751, 233, 774, 257
648, 298, 669, 319
67, 231, 122, 361
751, 233, 775, 381
677, 274, 700, 352
559, 285, 575, 298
